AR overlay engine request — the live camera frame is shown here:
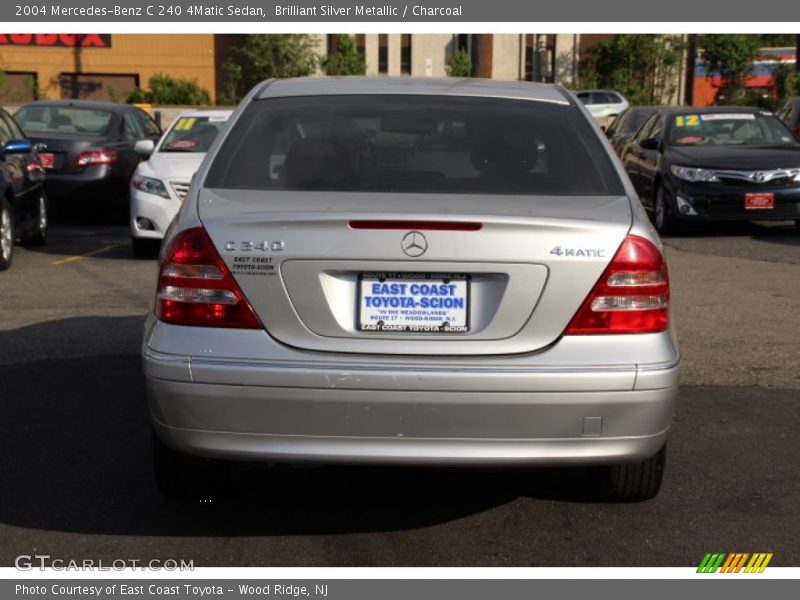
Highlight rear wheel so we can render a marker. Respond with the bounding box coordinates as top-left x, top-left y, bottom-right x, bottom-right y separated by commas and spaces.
594, 444, 666, 502
23, 192, 48, 247
654, 186, 680, 235
795, 219, 800, 232
0, 197, 14, 271
152, 434, 231, 503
